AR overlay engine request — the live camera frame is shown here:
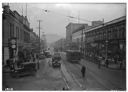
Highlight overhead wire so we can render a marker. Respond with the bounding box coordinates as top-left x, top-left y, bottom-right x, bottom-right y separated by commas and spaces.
42, 9, 92, 23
